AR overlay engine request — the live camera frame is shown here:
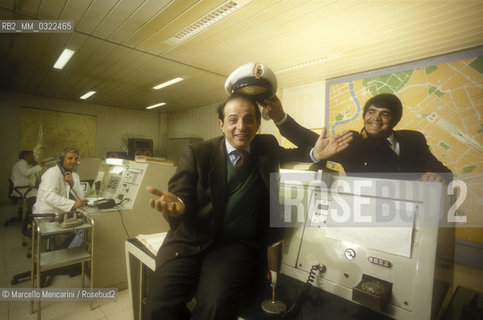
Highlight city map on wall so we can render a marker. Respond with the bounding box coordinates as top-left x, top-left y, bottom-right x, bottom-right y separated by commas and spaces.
326, 48, 483, 242
19, 107, 97, 161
